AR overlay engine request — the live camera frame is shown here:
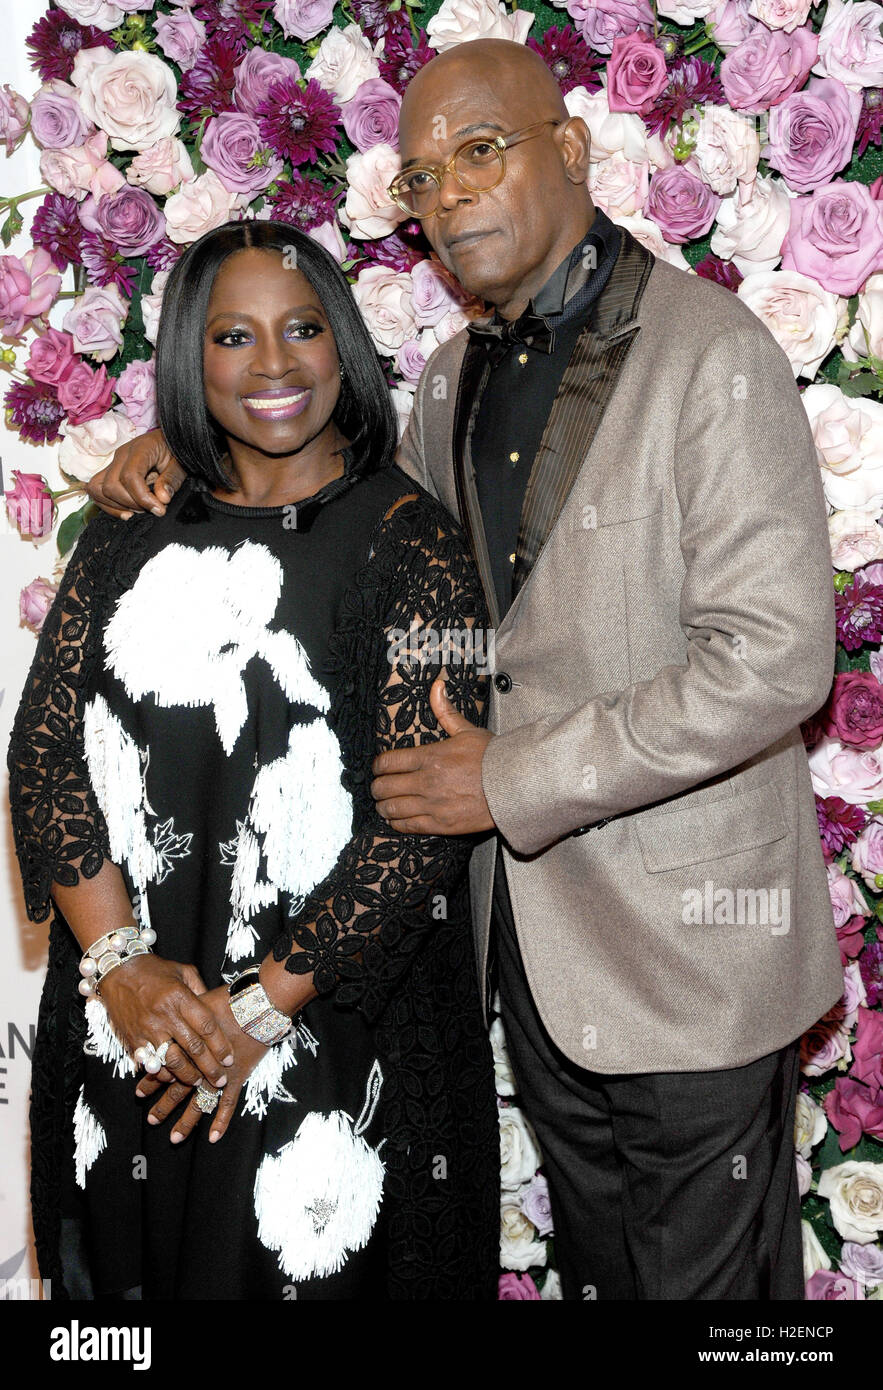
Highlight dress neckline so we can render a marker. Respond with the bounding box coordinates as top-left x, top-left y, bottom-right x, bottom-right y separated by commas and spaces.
200, 445, 356, 518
